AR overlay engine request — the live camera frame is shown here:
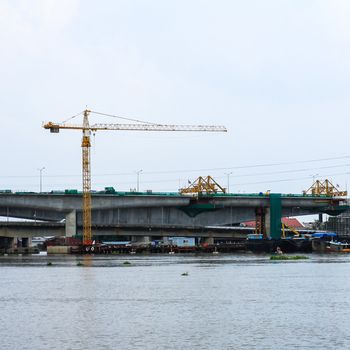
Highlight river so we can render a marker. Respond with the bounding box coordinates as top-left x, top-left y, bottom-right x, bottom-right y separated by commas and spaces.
1, 253, 350, 349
